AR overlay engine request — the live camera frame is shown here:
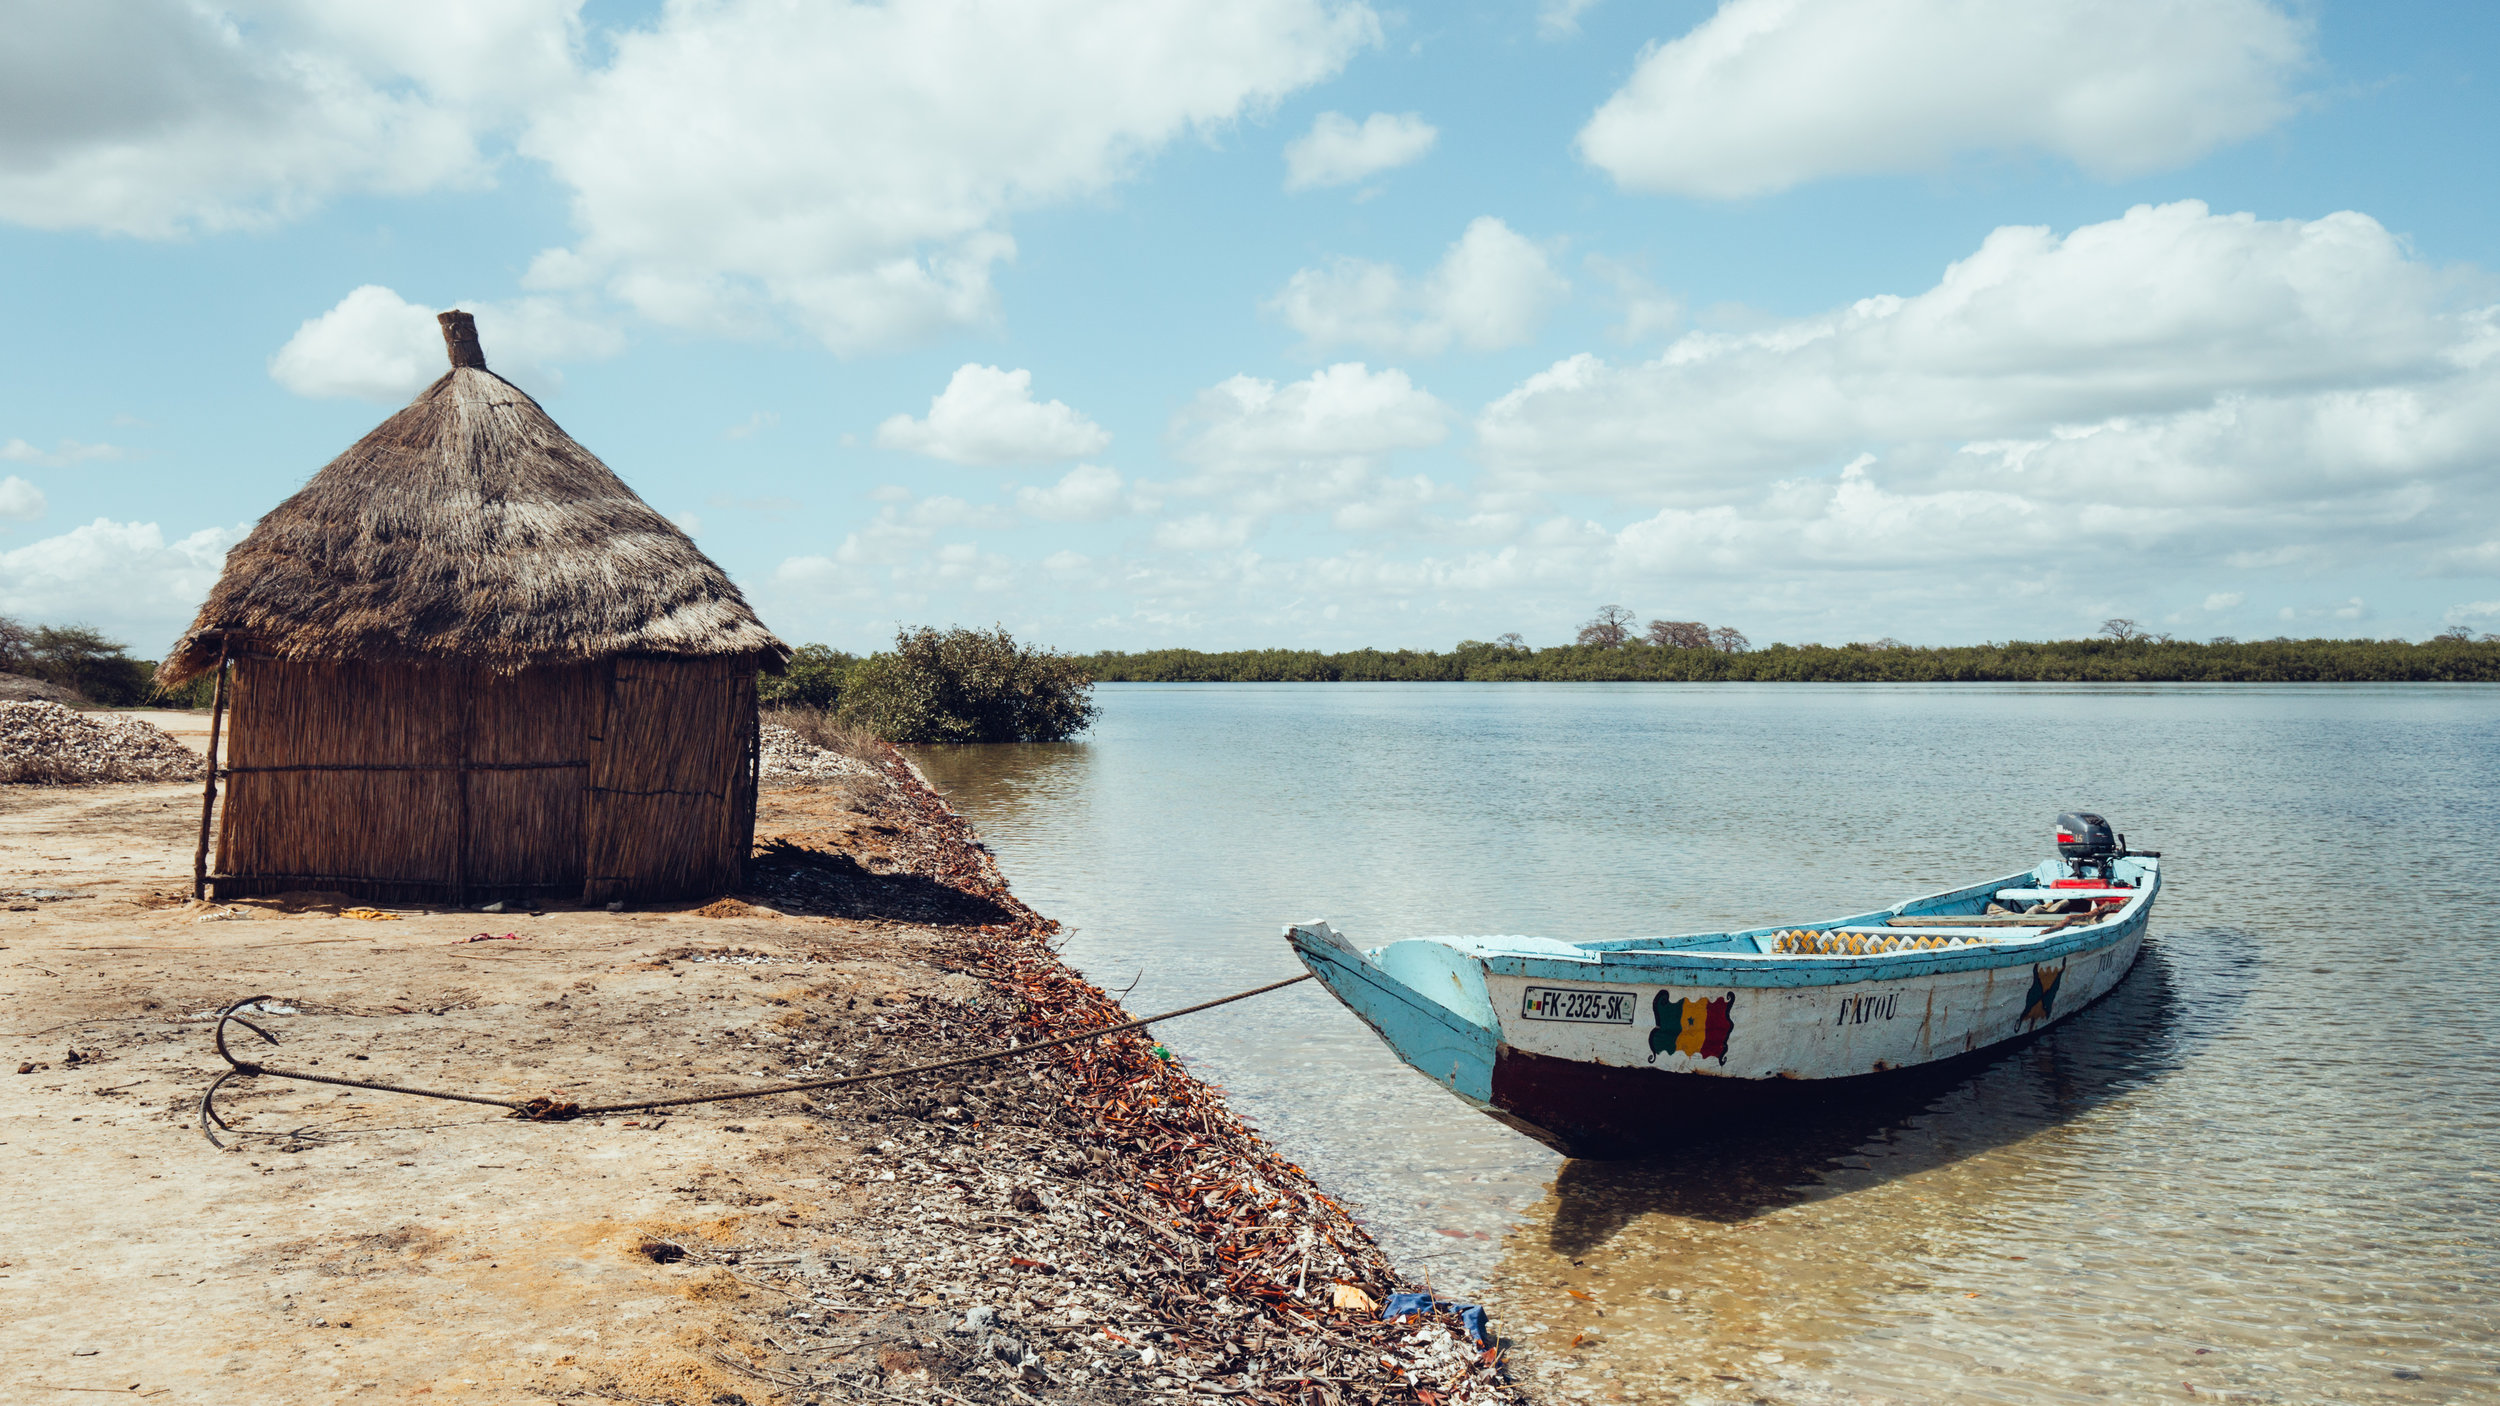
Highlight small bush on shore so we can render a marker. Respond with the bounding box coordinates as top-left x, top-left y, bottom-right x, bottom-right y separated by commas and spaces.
836, 626, 1098, 743
758, 643, 856, 711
